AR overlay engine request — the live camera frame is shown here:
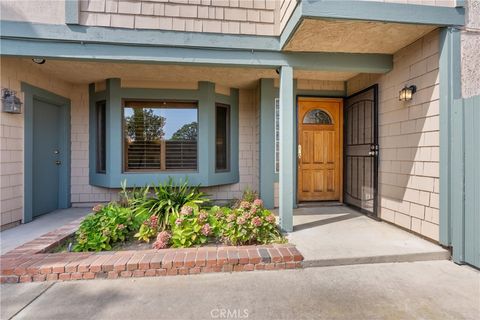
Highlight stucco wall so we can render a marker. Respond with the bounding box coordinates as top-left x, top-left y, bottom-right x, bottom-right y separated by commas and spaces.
79, 0, 276, 35
0, 0, 65, 24
347, 29, 441, 241
461, 0, 480, 98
